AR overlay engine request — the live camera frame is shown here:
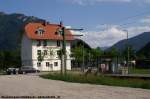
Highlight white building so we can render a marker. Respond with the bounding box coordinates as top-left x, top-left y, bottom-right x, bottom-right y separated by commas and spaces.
21, 22, 74, 71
